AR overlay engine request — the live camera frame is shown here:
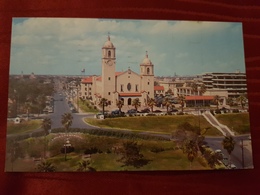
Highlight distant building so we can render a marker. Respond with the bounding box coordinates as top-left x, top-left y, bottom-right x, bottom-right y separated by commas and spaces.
201, 72, 247, 98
